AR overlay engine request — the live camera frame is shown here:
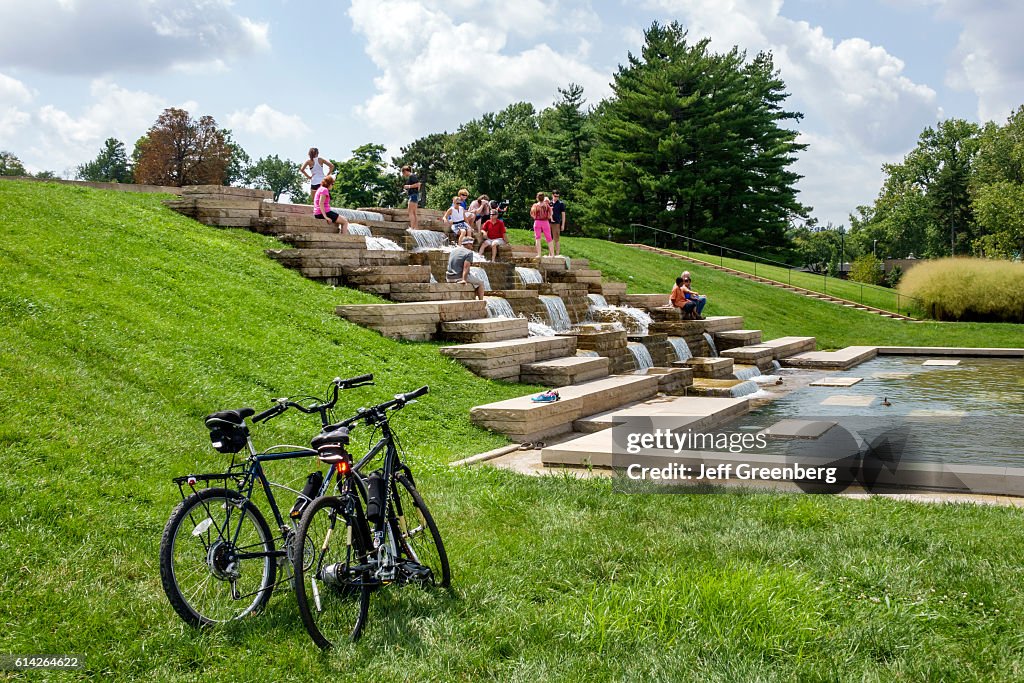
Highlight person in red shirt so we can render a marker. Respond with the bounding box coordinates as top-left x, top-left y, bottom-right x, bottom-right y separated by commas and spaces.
479, 209, 507, 261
